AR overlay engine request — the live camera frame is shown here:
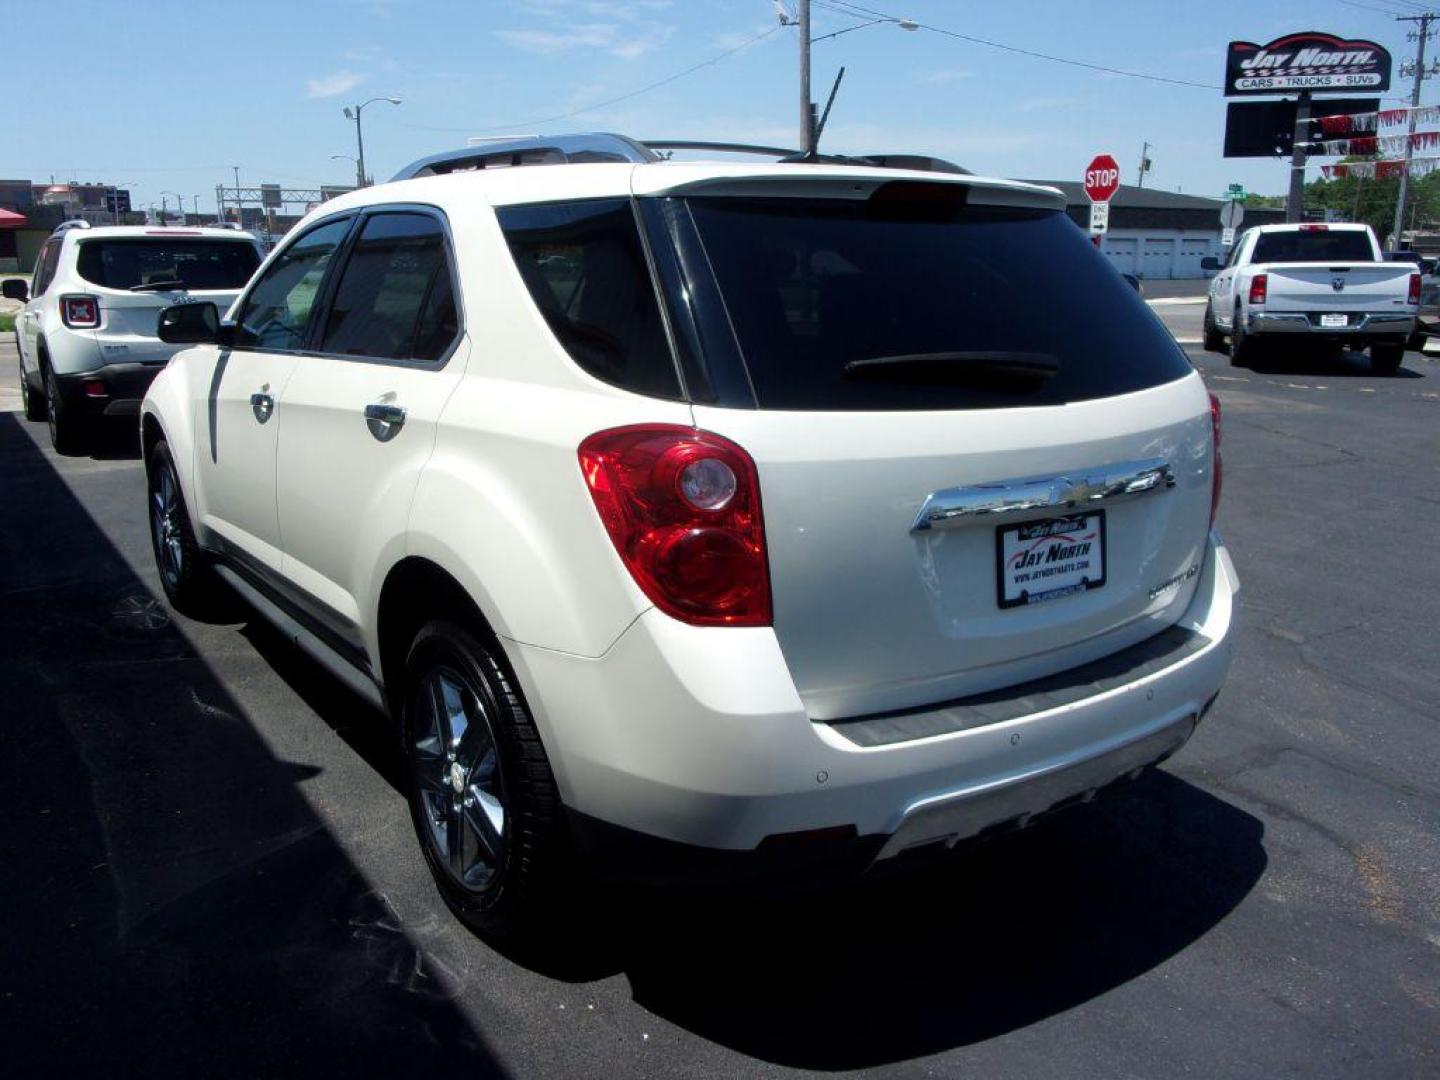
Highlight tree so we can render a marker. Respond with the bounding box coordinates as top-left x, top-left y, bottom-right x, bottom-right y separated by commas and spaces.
1302, 155, 1440, 243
